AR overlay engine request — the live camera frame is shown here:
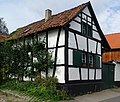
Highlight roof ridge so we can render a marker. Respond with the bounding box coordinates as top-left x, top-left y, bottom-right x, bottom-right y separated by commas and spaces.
20, 2, 88, 29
